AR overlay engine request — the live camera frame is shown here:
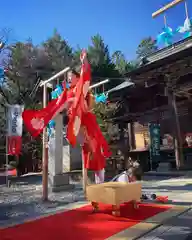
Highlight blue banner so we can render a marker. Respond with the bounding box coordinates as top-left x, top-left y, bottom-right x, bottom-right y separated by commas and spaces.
149, 123, 160, 167
0, 68, 4, 79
